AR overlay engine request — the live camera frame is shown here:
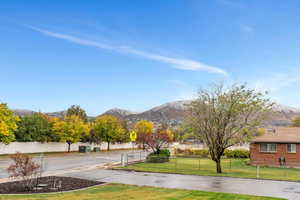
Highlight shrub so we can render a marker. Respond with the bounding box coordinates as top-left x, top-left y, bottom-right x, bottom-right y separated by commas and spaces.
193, 149, 210, 158
224, 149, 249, 158
146, 148, 170, 163
7, 152, 41, 191
175, 148, 209, 158
159, 149, 170, 157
